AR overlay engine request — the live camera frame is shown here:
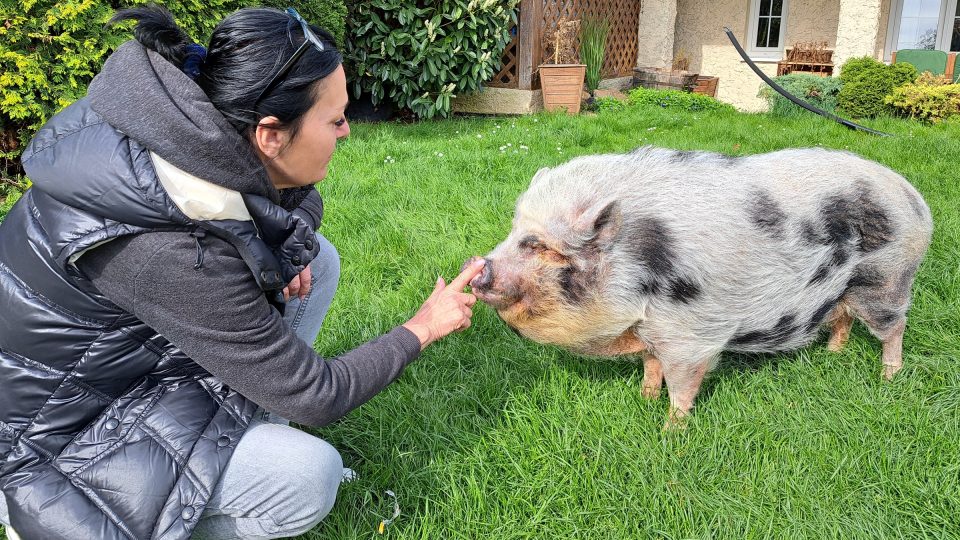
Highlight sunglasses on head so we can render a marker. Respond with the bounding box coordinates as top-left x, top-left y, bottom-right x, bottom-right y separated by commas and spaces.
252, 8, 326, 108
